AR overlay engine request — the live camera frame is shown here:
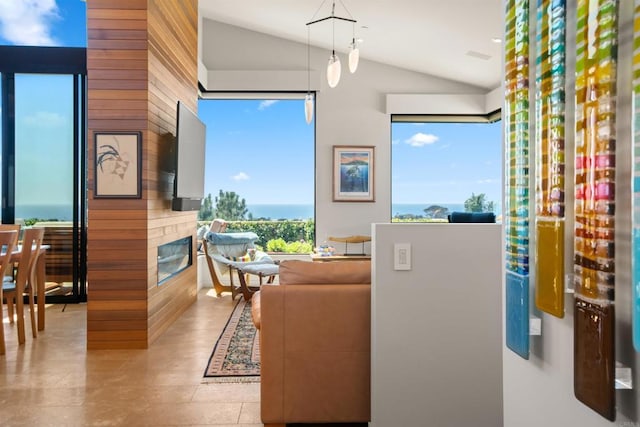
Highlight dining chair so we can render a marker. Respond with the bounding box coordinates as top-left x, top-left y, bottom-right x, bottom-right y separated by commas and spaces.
0, 224, 21, 281
0, 224, 22, 235
0, 230, 18, 355
3, 227, 44, 345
